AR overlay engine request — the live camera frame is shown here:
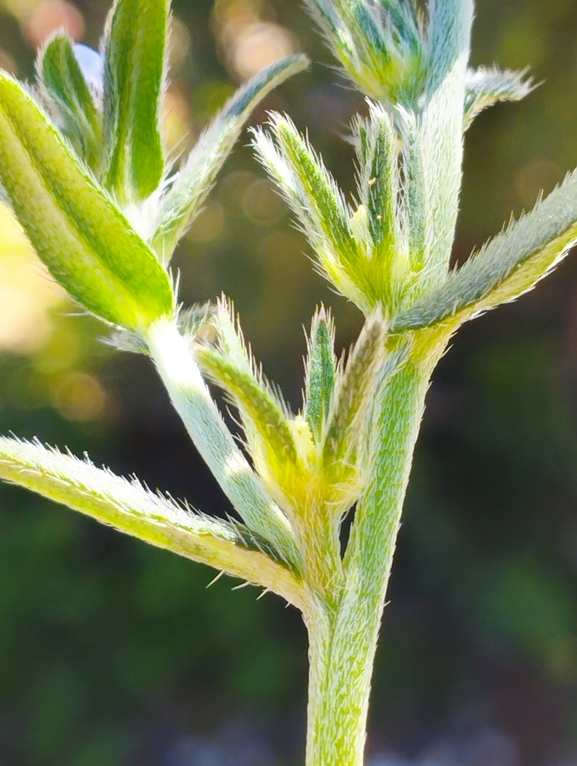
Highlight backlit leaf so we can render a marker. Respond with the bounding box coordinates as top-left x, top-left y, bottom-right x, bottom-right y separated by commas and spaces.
0, 72, 174, 331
